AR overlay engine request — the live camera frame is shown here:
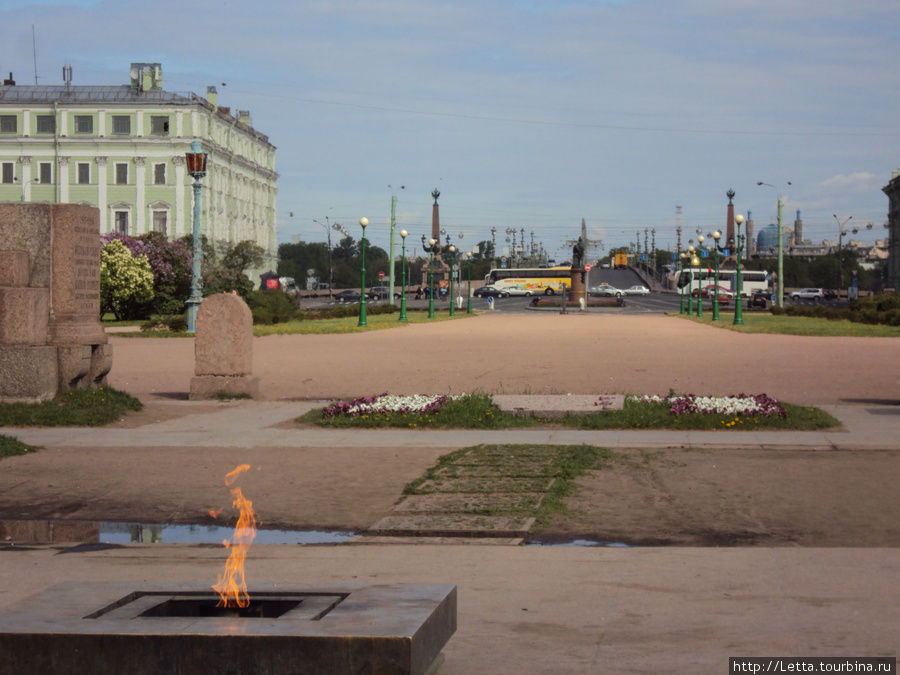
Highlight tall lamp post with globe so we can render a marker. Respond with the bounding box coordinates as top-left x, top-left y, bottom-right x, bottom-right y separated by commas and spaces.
686, 246, 695, 316
421, 236, 440, 319
358, 217, 369, 327
709, 230, 725, 321
465, 251, 474, 314
695, 235, 705, 318
733, 214, 746, 326
398, 229, 409, 322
